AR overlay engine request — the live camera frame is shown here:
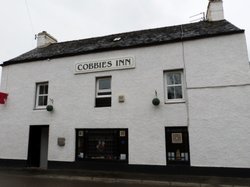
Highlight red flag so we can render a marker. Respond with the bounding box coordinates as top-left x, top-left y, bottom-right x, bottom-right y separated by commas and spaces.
0, 92, 8, 104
